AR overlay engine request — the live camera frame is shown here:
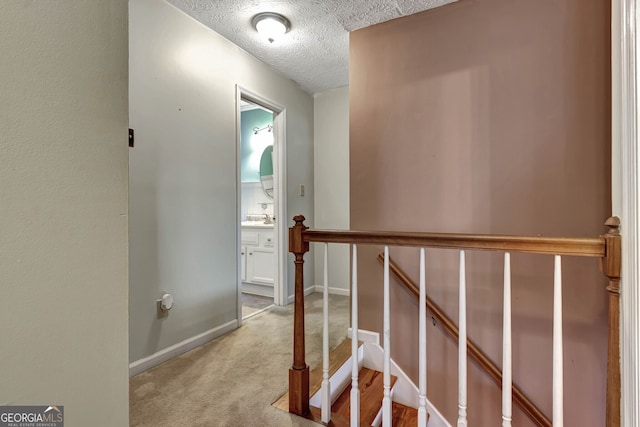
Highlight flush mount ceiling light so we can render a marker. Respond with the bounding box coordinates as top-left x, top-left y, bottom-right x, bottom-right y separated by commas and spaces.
252, 12, 291, 44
